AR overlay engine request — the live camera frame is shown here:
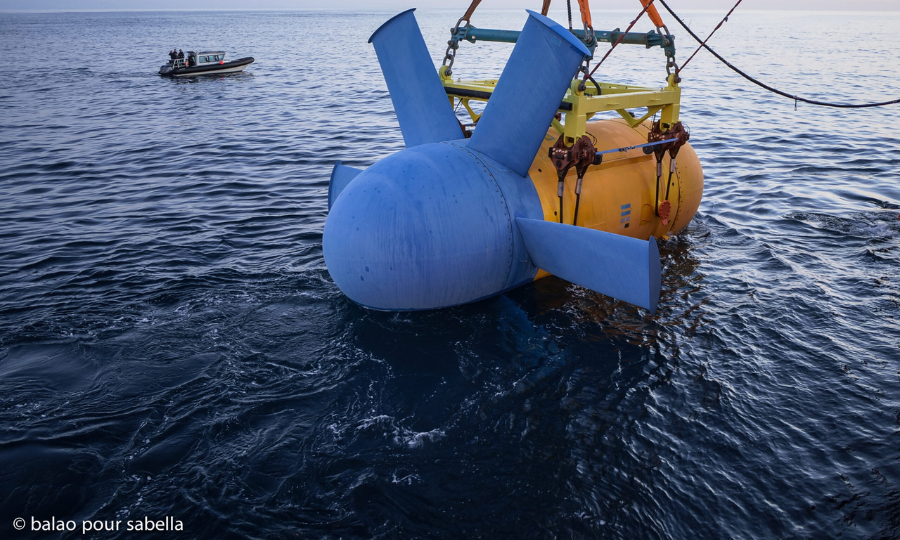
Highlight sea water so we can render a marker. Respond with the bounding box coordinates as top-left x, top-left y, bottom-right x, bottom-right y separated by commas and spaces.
0, 8, 898, 538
